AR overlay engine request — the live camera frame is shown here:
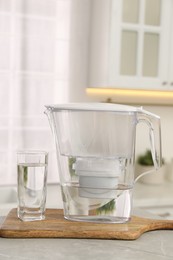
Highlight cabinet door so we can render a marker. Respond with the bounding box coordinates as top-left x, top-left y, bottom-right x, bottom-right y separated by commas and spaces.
109, 0, 170, 90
